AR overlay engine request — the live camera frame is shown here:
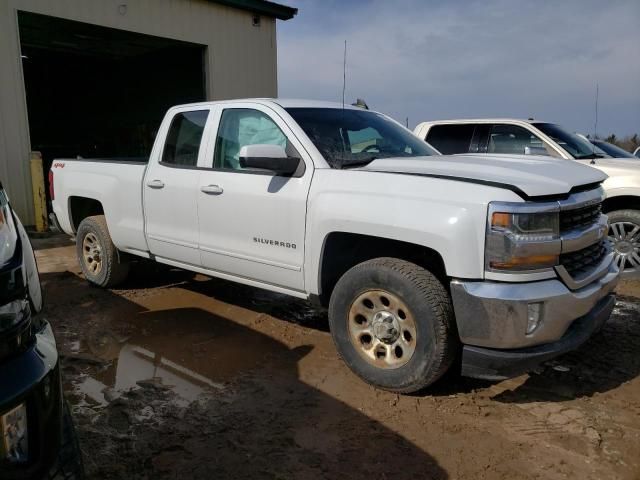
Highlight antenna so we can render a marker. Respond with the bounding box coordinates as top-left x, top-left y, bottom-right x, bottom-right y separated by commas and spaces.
594, 83, 599, 140
338, 40, 348, 168
342, 40, 347, 109
591, 83, 599, 164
